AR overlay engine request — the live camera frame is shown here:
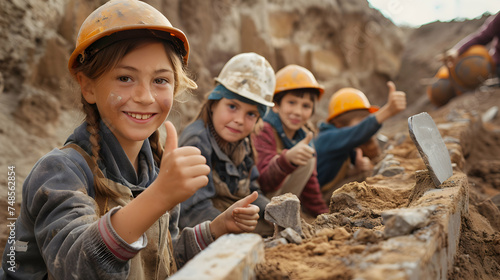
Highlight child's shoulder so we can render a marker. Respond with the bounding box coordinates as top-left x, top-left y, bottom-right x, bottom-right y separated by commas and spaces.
24, 147, 94, 196
179, 119, 210, 147
36, 147, 88, 169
